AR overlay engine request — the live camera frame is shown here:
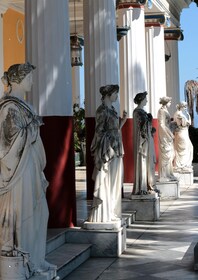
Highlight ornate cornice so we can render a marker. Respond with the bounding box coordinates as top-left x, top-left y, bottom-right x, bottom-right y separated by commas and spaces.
150, 0, 191, 27
164, 28, 184, 41
145, 13, 166, 26
116, 0, 148, 9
